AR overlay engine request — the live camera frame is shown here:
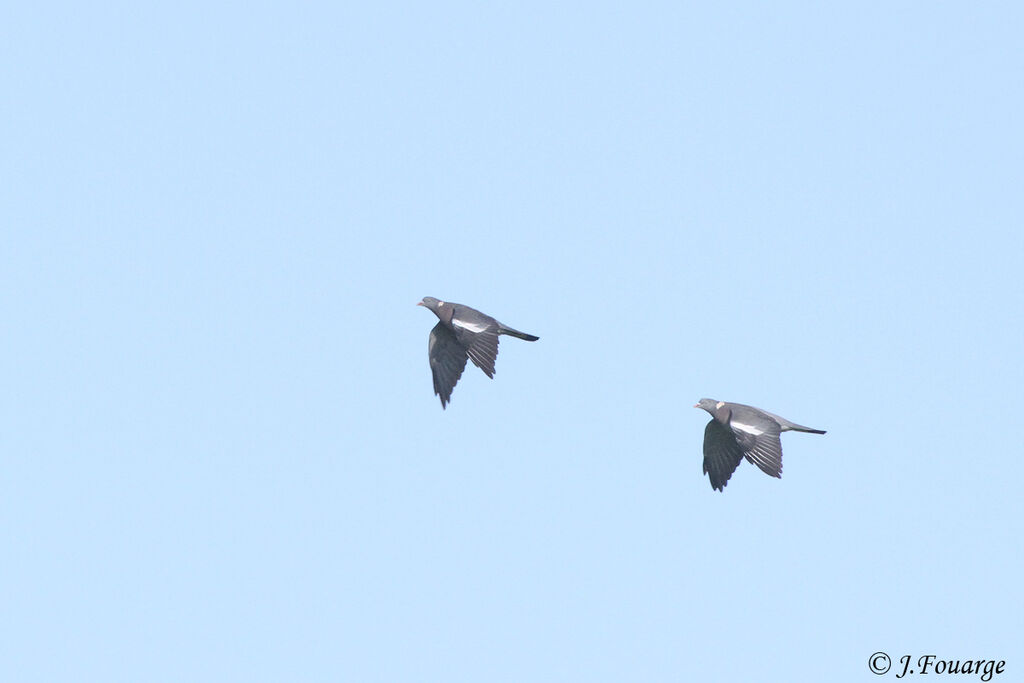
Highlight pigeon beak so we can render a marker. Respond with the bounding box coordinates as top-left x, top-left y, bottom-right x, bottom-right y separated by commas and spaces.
693, 403, 700, 408
416, 302, 423, 307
